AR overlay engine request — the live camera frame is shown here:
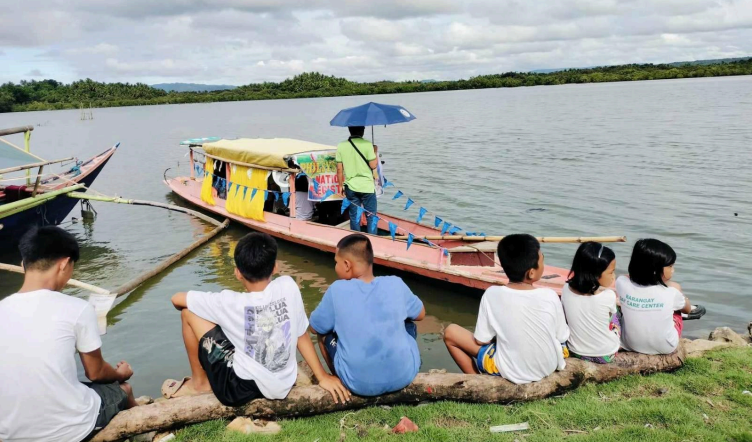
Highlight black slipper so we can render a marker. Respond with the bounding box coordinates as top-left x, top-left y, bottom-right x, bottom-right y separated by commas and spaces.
682, 304, 707, 321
